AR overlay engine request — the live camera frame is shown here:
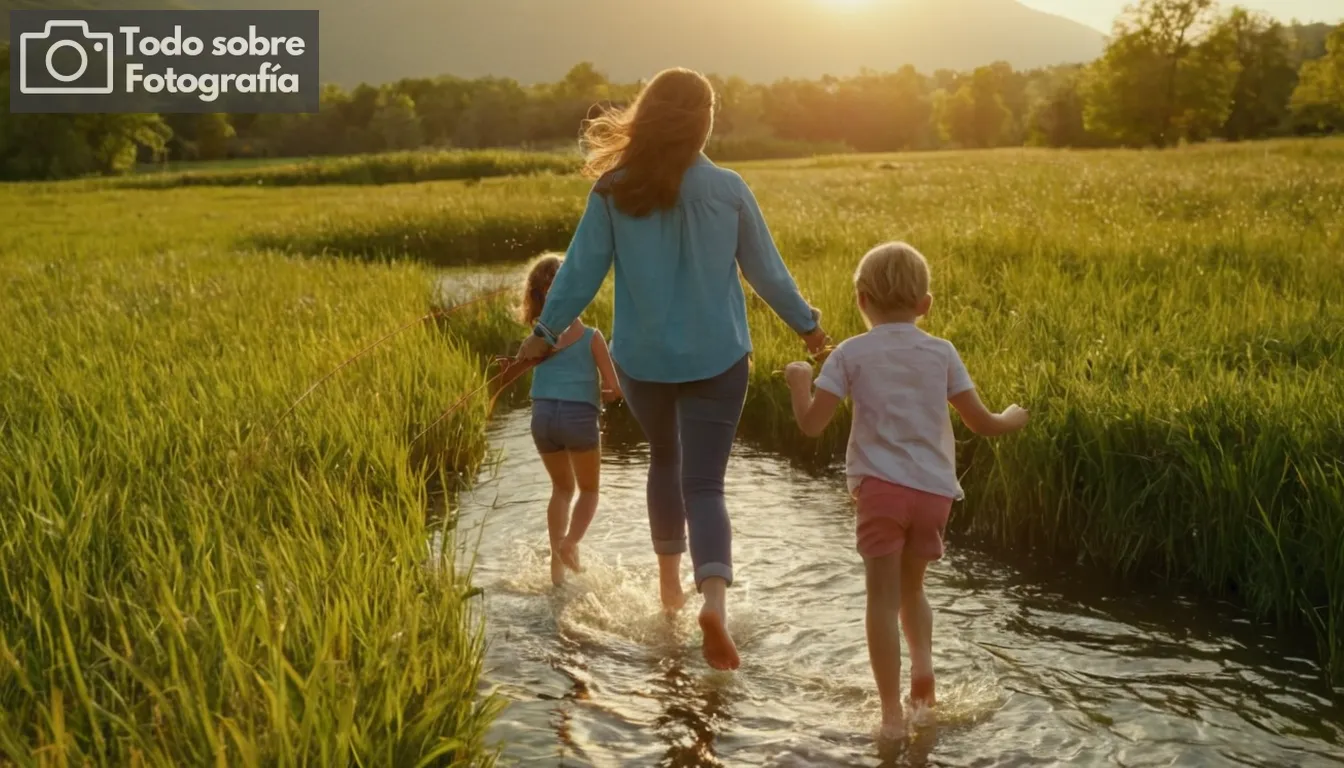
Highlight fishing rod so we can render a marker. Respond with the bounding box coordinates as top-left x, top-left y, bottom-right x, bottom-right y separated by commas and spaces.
409, 352, 549, 445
